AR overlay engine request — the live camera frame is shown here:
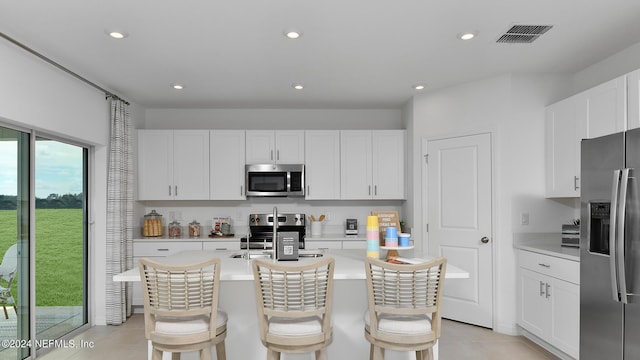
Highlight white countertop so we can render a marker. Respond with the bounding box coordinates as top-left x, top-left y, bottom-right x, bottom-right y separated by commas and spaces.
114, 249, 468, 282
513, 233, 580, 261
306, 233, 366, 241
